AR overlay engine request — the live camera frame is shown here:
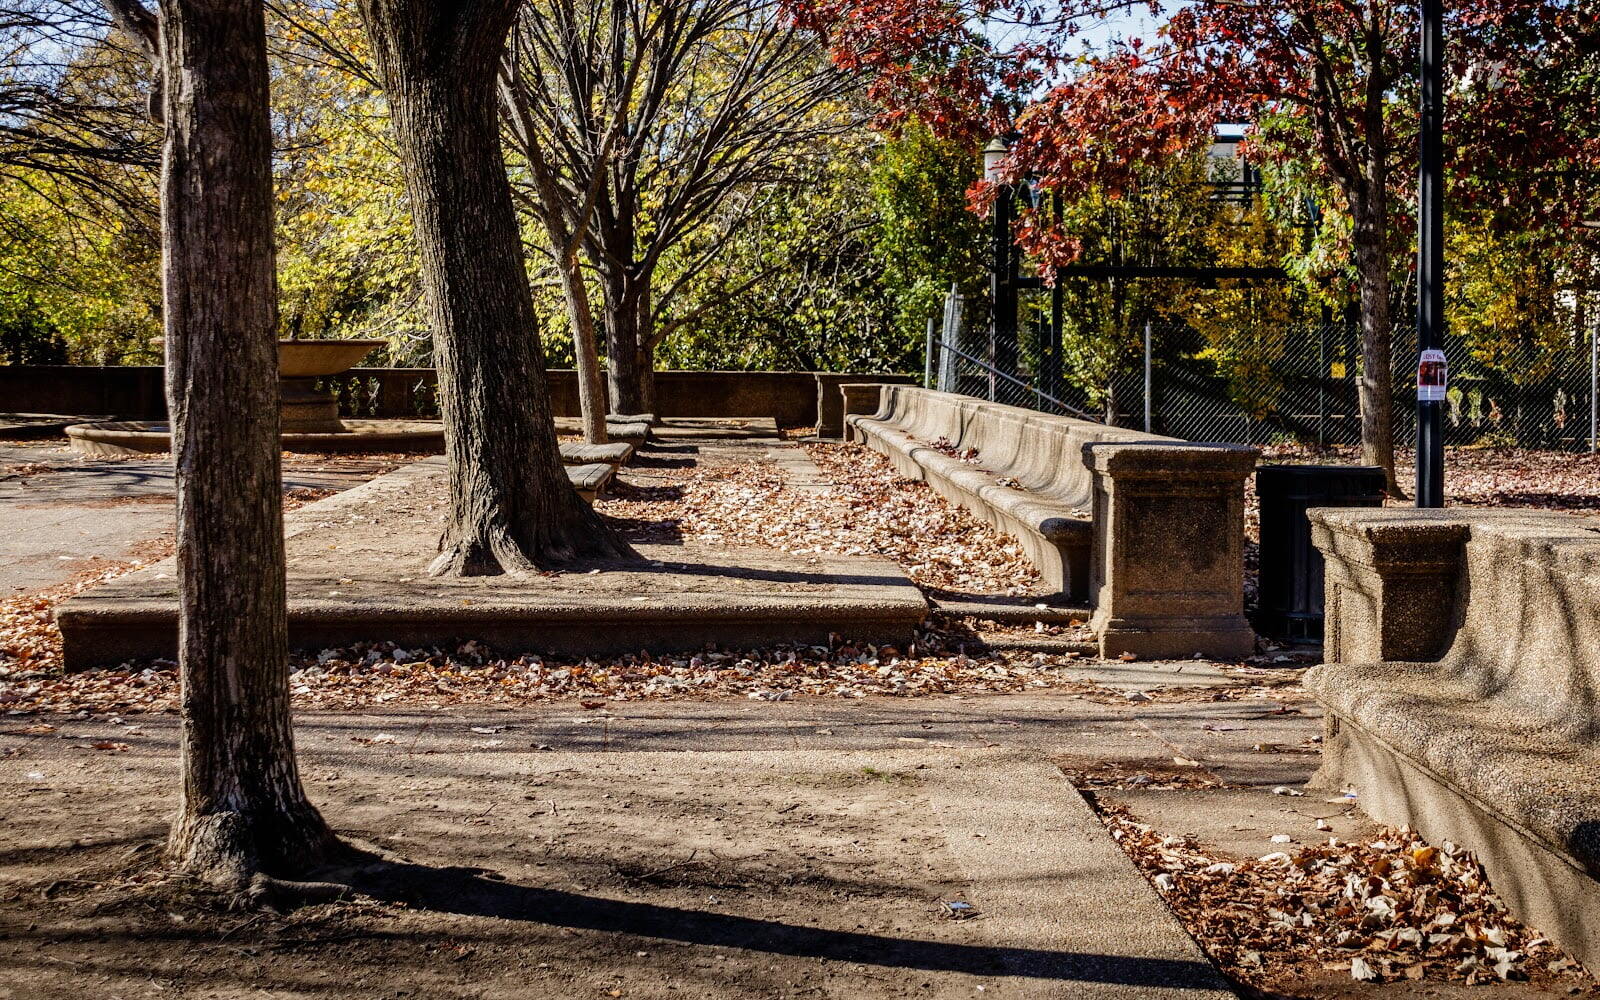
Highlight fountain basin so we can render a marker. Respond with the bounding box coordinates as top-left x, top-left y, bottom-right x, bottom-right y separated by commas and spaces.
279, 339, 385, 378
